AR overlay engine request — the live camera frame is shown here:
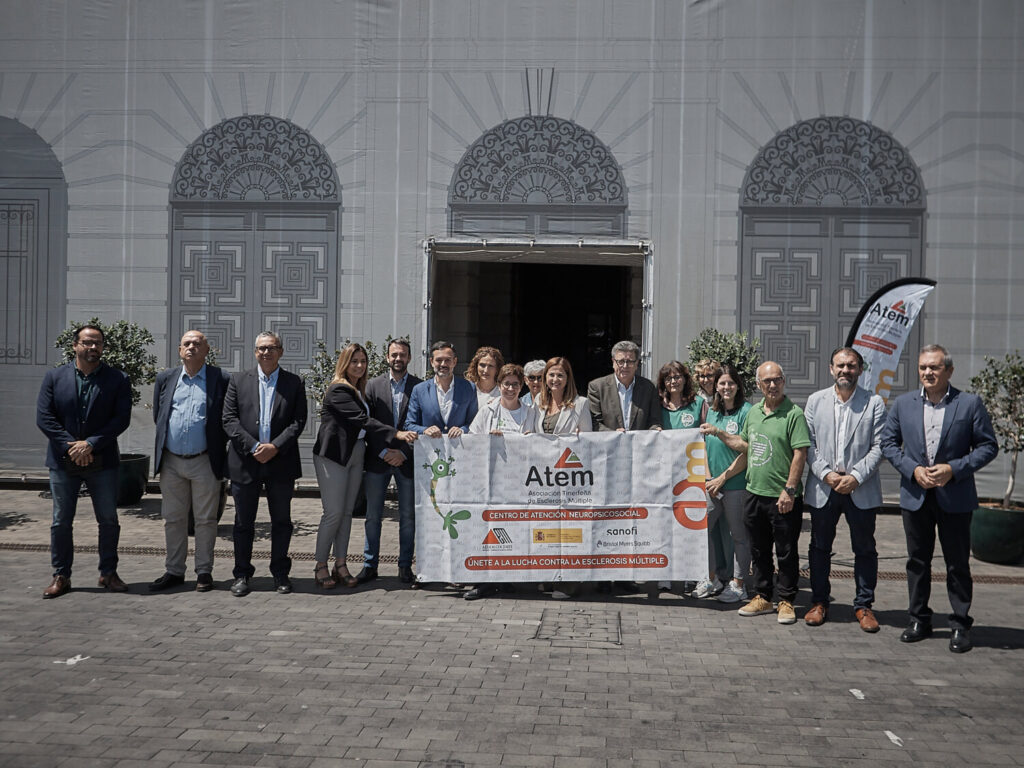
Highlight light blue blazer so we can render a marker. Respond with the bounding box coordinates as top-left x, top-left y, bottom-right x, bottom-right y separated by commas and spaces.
804, 385, 886, 510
